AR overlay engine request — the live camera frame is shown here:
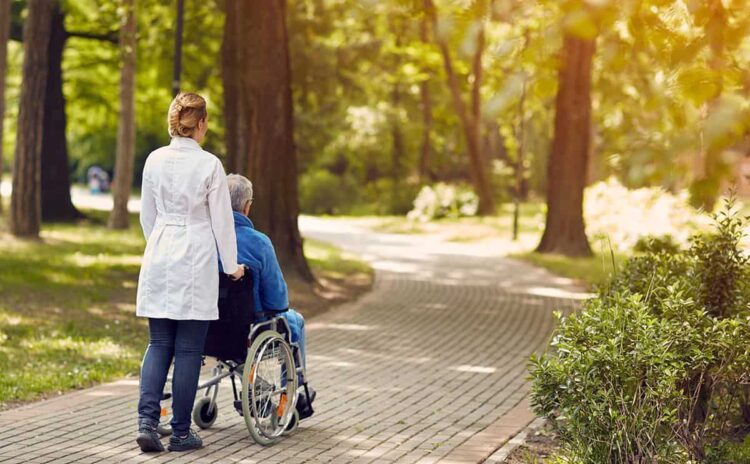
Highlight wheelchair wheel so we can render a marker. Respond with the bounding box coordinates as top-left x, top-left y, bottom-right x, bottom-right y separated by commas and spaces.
241, 330, 298, 445
283, 410, 300, 436
192, 396, 218, 429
